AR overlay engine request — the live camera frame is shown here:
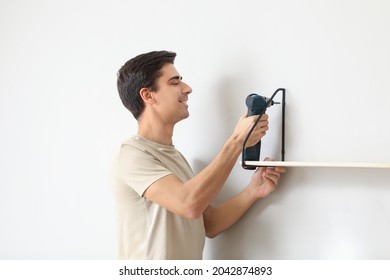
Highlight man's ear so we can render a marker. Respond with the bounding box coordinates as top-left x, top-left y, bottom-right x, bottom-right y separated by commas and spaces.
139, 88, 155, 104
